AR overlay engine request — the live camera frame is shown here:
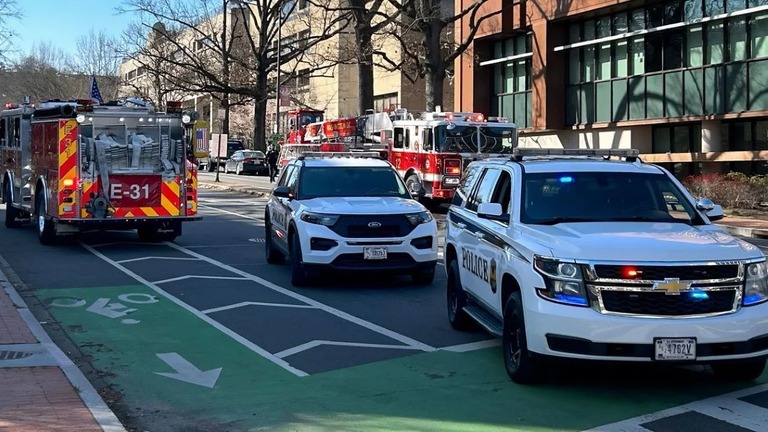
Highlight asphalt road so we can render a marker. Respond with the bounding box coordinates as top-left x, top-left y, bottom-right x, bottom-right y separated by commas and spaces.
1, 190, 767, 432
